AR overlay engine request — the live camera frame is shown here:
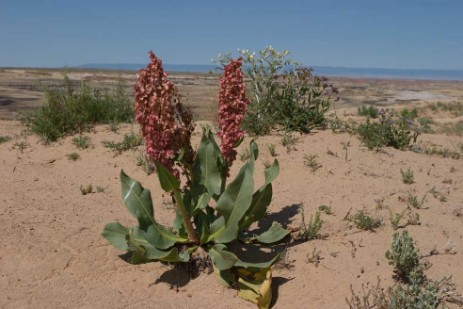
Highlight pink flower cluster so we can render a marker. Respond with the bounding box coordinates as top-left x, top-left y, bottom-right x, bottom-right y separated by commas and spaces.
134, 51, 193, 177
217, 58, 250, 166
